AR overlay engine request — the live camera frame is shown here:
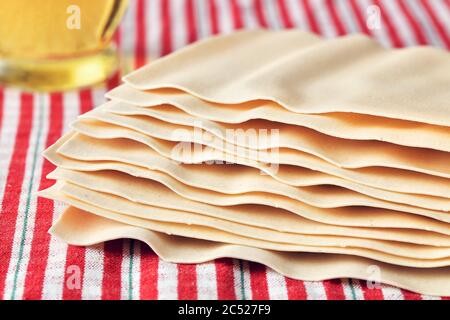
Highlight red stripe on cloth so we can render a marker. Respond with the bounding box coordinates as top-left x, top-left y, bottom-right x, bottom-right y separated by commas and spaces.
230, 0, 244, 29
112, 20, 122, 60
186, 0, 198, 44
277, 0, 295, 28
349, 0, 373, 35
139, 242, 158, 300
208, 0, 220, 34
114, 24, 122, 46
300, 0, 321, 33
249, 262, 269, 300
359, 281, 384, 300
398, 0, 428, 45
177, 264, 198, 300
214, 258, 236, 300
373, 0, 404, 47
101, 239, 124, 300
254, 0, 269, 28
23, 93, 63, 300
401, 290, 422, 300
62, 246, 86, 300
0, 93, 34, 298
107, 71, 121, 91
325, 0, 347, 35
421, 0, 450, 49
135, 0, 147, 68
79, 89, 94, 114
161, 0, 173, 56
323, 279, 346, 300
285, 278, 307, 300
